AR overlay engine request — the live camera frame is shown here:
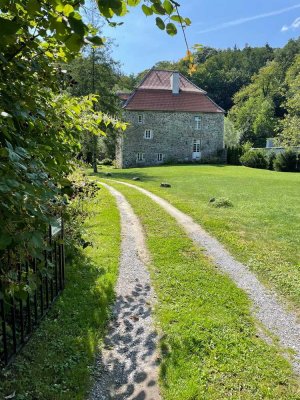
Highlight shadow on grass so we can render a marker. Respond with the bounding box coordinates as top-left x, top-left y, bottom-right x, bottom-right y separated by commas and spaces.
90, 170, 156, 182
